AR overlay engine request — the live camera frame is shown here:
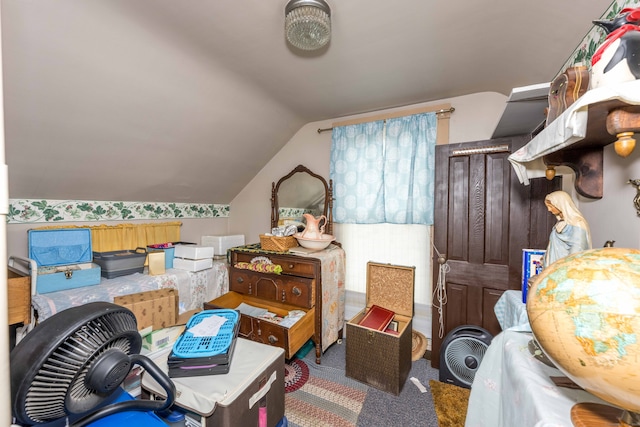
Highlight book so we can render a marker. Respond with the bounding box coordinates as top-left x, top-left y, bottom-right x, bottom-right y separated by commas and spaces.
522, 249, 545, 303
358, 304, 395, 331
289, 246, 323, 255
